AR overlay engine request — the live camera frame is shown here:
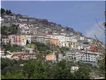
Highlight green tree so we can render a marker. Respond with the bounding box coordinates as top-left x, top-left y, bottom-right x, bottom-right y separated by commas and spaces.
2, 71, 25, 79
1, 24, 19, 35
35, 42, 50, 52
59, 47, 70, 56
1, 58, 93, 79
23, 59, 49, 79
51, 60, 72, 79
98, 54, 105, 77
5, 10, 12, 15
1, 59, 26, 79
2, 44, 23, 52
1, 8, 5, 14
73, 62, 91, 79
